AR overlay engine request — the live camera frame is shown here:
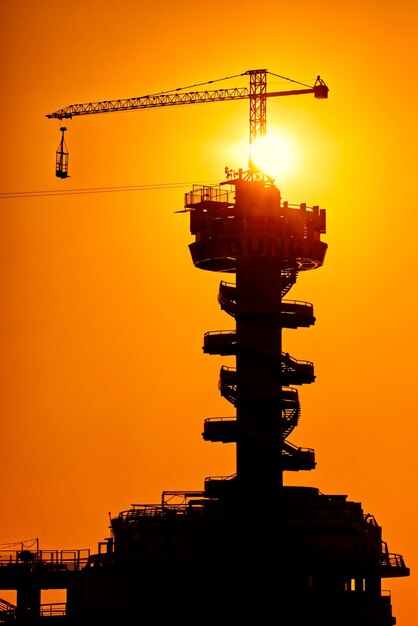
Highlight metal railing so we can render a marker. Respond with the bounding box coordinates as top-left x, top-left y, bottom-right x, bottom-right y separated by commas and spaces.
40, 602, 66, 617
204, 473, 237, 485
381, 552, 407, 569
204, 329, 235, 336
0, 597, 16, 614
204, 416, 236, 423
0, 549, 90, 571
118, 504, 163, 521
185, 184, 235, 208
